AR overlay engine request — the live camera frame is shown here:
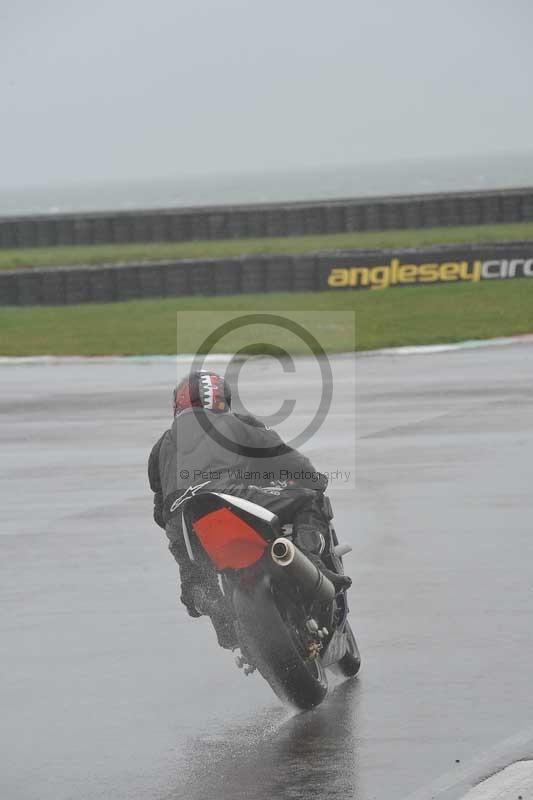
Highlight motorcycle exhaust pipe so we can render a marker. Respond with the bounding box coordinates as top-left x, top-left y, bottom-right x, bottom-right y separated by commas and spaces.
271, 537, 335, 608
